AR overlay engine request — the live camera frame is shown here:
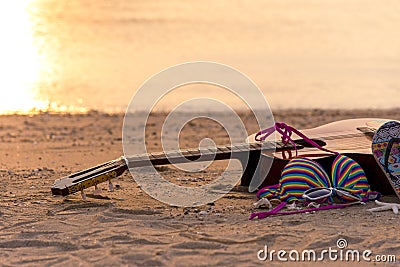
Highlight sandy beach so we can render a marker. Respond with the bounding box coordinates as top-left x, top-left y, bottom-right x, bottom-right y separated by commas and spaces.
1, 109, 399, 266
